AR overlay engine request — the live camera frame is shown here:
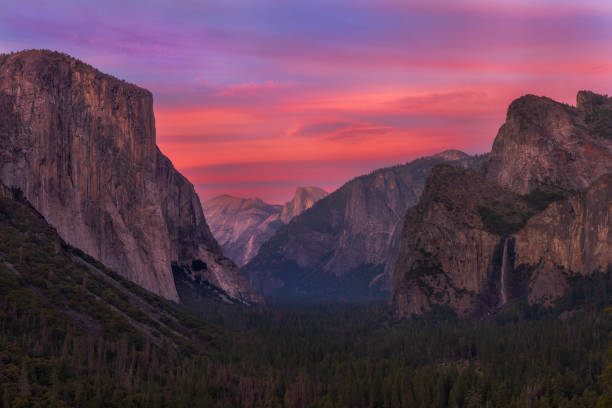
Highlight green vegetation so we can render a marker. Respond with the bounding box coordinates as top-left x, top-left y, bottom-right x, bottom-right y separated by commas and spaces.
191, 269, 612, 408
586, 107, 612, 140
0, 189, 225, 407
599, 308, 612, 408
1, 187, 612, 407
520, 187, 568, 212
478, 186, 567, 236
477, 204, 529, 236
